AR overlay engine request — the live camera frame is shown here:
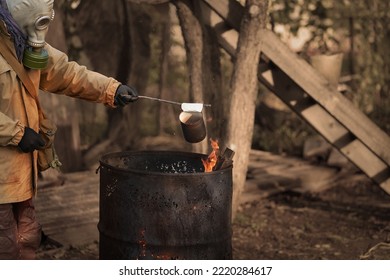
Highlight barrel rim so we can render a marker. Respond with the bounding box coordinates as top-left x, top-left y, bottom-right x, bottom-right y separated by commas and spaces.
99, 150, 233, 176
